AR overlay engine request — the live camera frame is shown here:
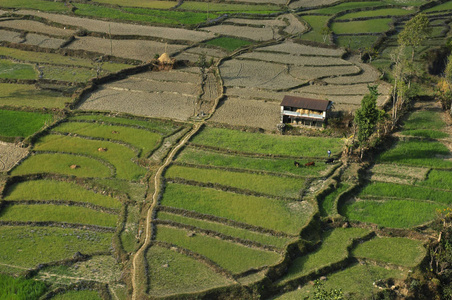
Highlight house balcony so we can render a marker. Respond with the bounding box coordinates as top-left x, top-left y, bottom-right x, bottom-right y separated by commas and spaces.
282, 110, 324, 120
